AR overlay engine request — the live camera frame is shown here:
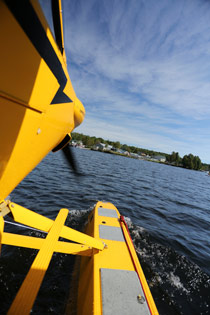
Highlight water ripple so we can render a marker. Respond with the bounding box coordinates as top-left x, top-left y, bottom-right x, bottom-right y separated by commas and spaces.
1, 148, 209, 314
